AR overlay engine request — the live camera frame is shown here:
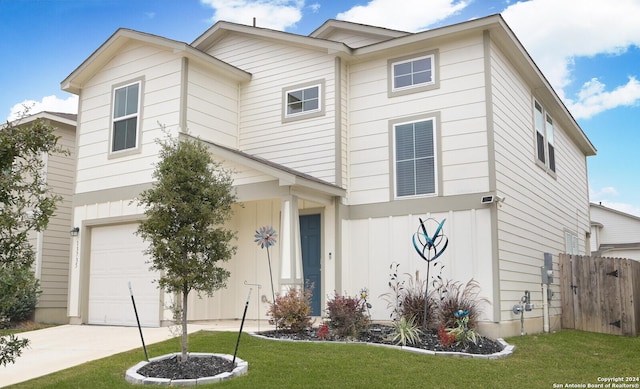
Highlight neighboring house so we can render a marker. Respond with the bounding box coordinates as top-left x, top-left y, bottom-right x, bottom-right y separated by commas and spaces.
11, 112, 77, 323
61, 14, 595, 337
590, 203, 640, 261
